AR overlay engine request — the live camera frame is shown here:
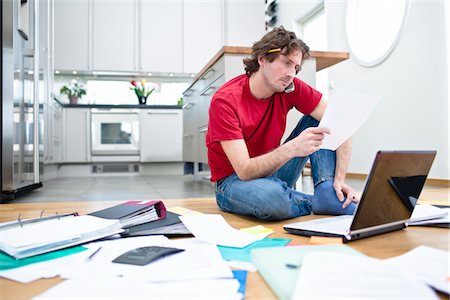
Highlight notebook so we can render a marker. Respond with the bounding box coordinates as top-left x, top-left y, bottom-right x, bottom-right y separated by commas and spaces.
284, 150, 436, 242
